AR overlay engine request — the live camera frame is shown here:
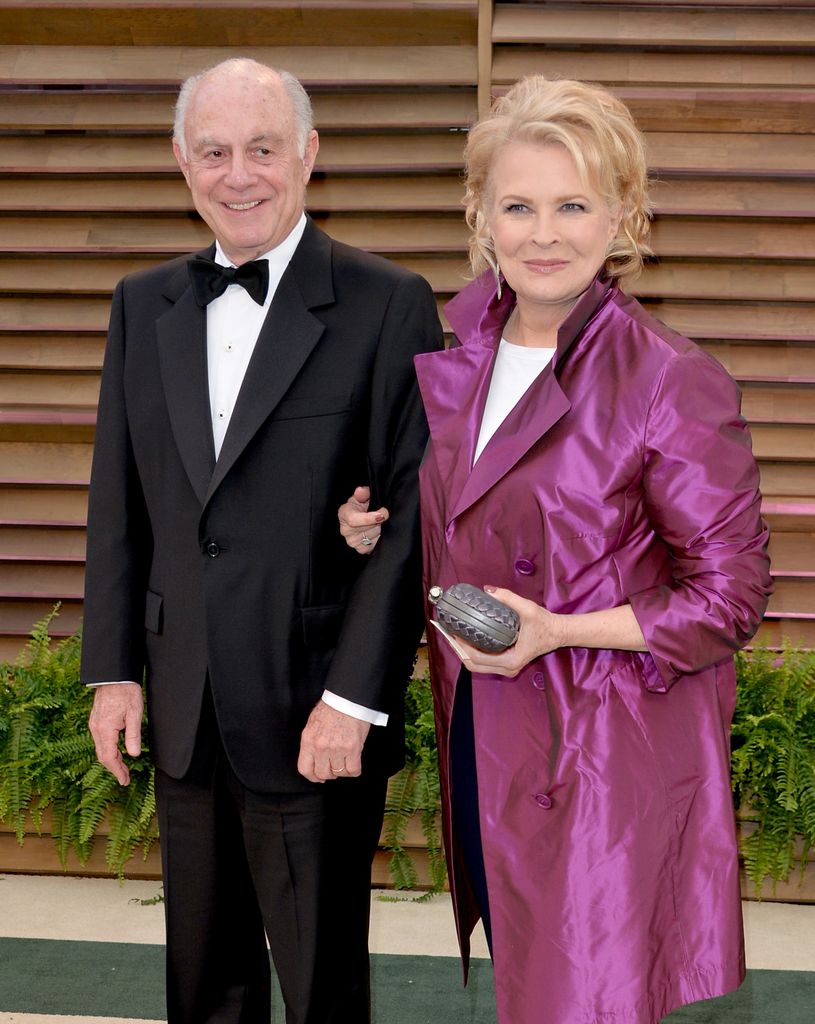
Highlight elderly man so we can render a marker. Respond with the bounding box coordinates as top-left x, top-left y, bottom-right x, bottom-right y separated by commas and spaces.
82, 58, 442, 1023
